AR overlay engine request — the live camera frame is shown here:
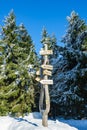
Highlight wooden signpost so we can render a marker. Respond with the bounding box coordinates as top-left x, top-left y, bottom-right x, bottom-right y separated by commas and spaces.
36, 37, 53, 127
41, 65, 53, 70
40, 50, 53, 55
36, 70, 40, 75
43, 70, 52, 76
35, 77, 40, 82
40, 79, 53, 85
